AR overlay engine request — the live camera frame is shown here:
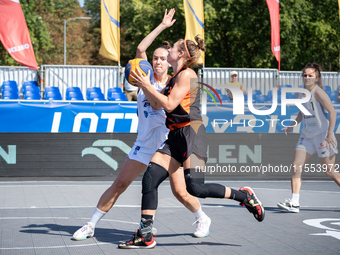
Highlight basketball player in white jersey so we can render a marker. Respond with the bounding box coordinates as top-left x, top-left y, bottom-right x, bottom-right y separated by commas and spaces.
72, 9, 210, 240
277, 62, 340, 213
